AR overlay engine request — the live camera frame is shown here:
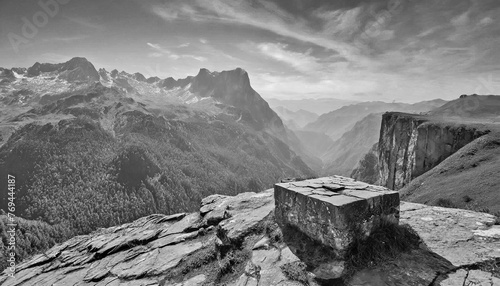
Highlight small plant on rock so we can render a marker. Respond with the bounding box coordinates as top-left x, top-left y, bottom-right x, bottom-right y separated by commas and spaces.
280, 261, 309, 284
